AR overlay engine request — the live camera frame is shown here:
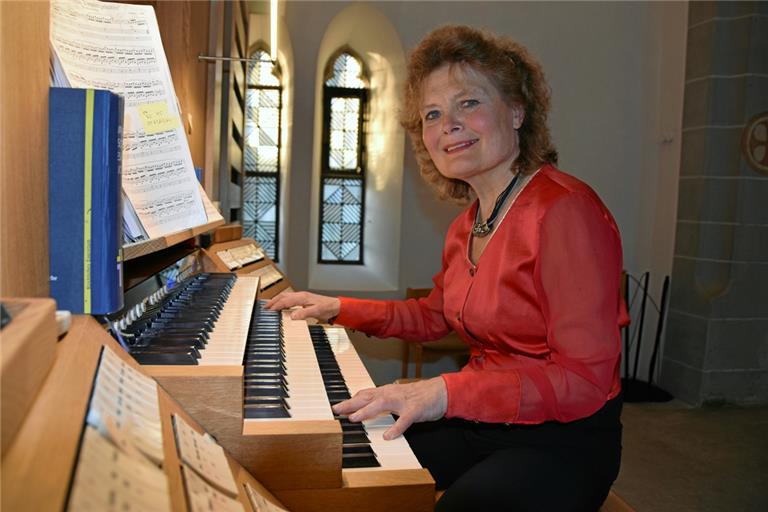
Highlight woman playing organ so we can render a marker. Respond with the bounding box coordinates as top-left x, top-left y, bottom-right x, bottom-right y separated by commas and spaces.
268, 24, 627, 511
